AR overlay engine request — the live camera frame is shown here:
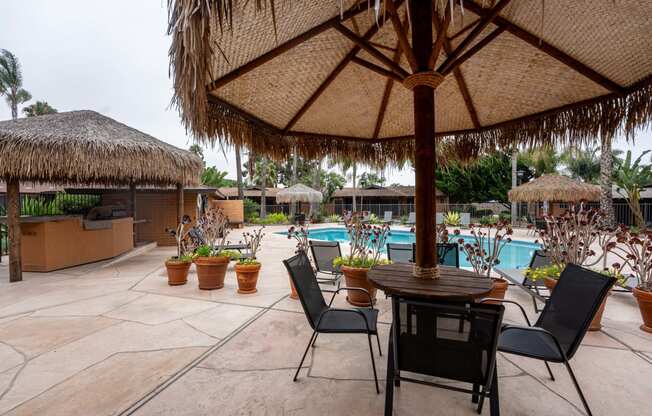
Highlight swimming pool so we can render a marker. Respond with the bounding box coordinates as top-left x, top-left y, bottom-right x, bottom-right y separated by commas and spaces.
280, 227, 540, 269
